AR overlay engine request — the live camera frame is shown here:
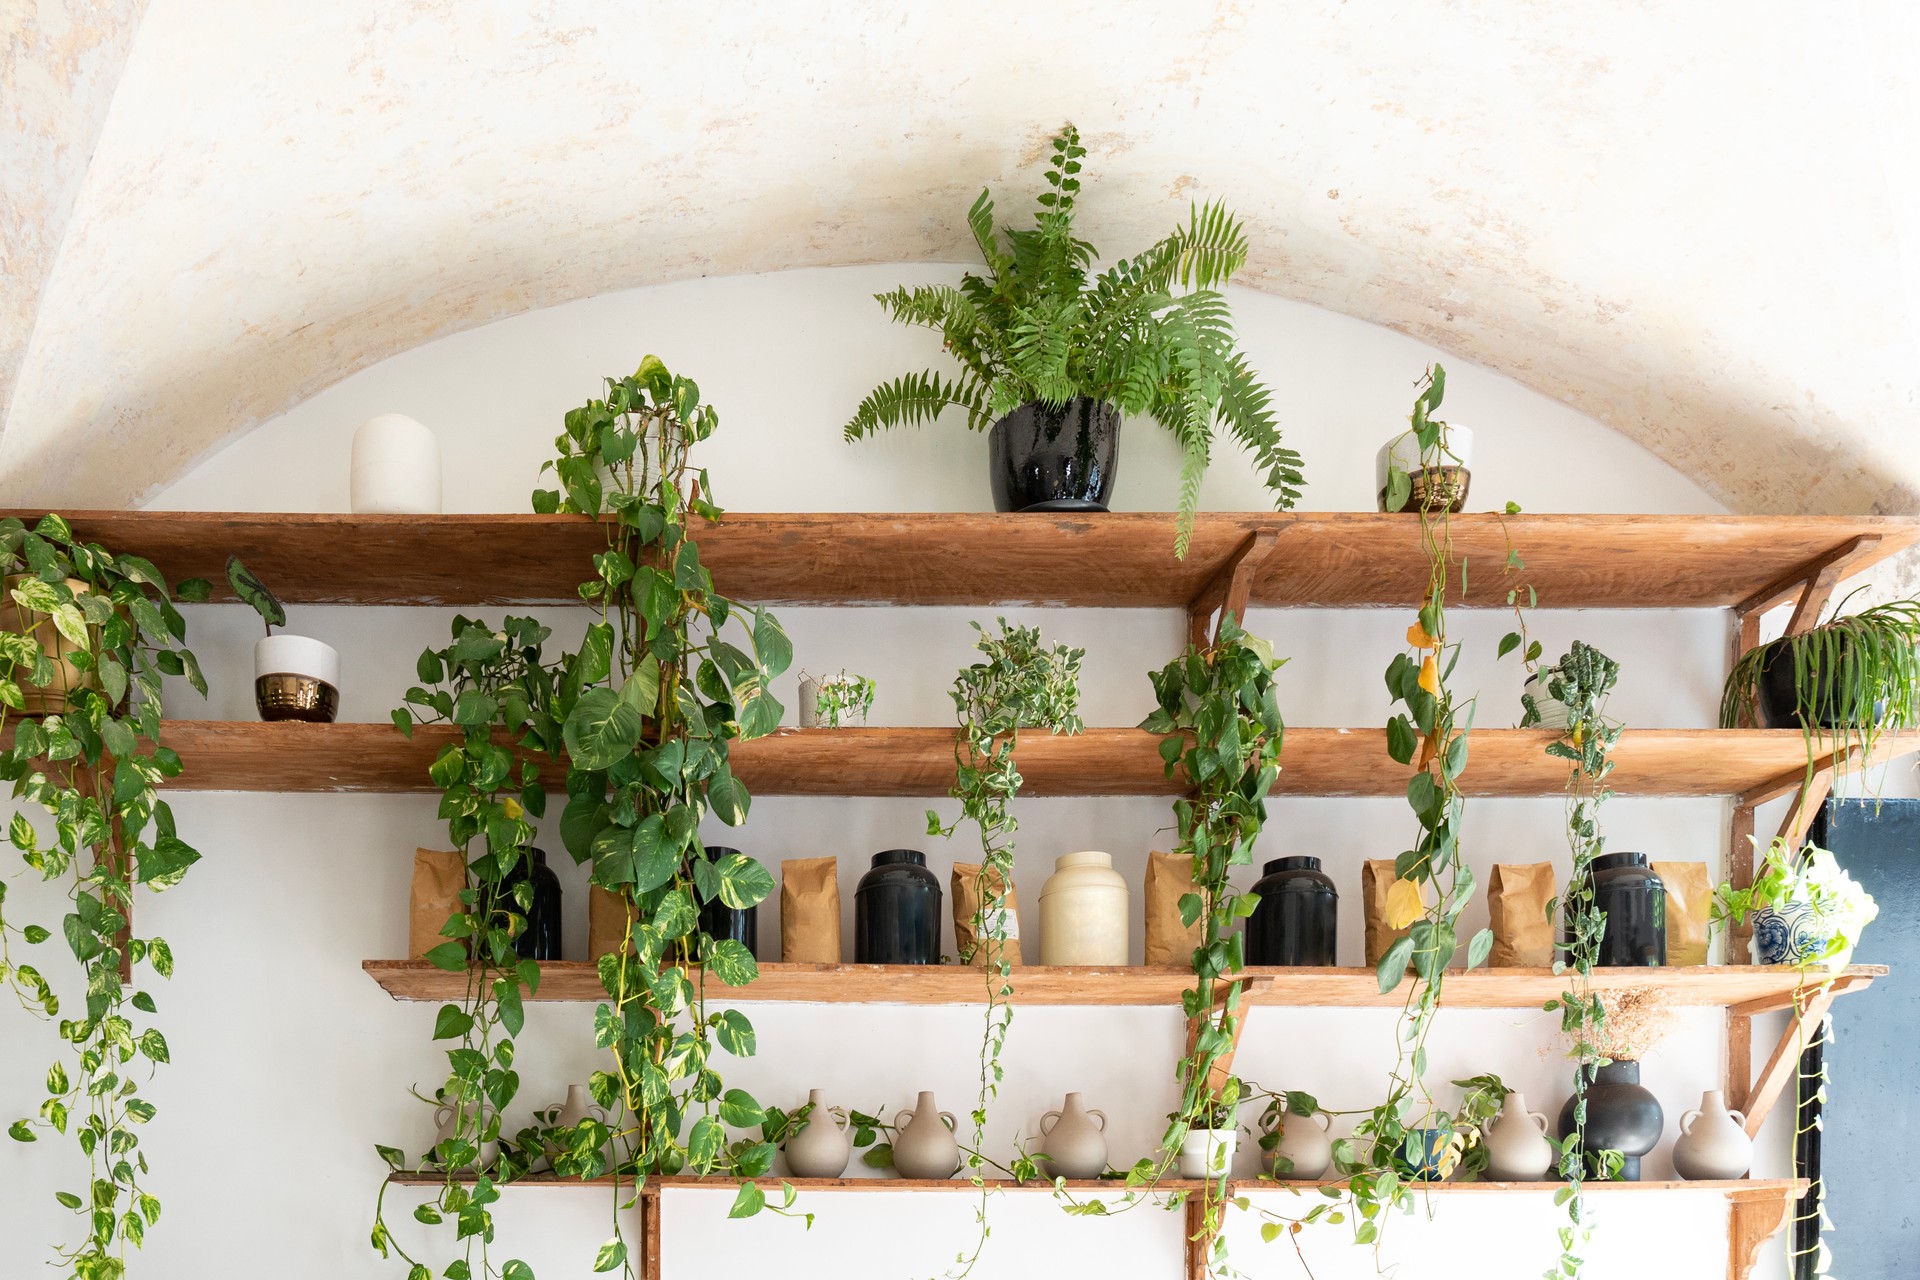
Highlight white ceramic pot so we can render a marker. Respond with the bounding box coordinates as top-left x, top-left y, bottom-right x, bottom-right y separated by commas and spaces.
351, 413, 442, 514
1179, 1128, 1238, 1179
254, 634, 341, 723
1672, 1089, 1753, 1181
1376, 424, 1475, 512
1263, 1110, 1332, 1180
1524, 672, 1572, 730
1481, 1092, 1555, 1181
1039, 851, 1130, 965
